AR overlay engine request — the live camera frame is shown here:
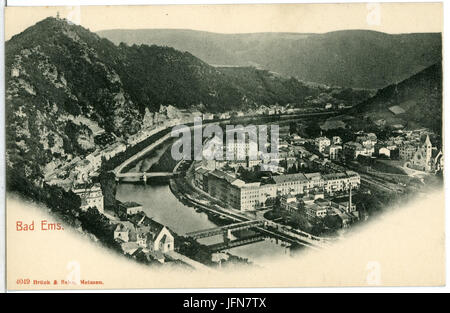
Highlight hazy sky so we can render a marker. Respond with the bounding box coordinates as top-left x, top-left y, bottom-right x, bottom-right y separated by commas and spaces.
5, 3, 443, 40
